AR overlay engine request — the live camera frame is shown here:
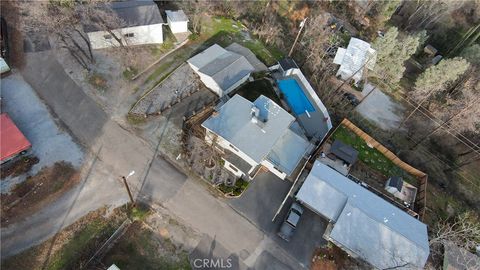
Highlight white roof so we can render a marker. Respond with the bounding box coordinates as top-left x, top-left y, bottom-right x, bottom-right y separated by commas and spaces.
165, 10, 188, 22
296, 161, 429, 269
267, 129, 313, 175
334, 38, 376, 82
203, 95, 310, 172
